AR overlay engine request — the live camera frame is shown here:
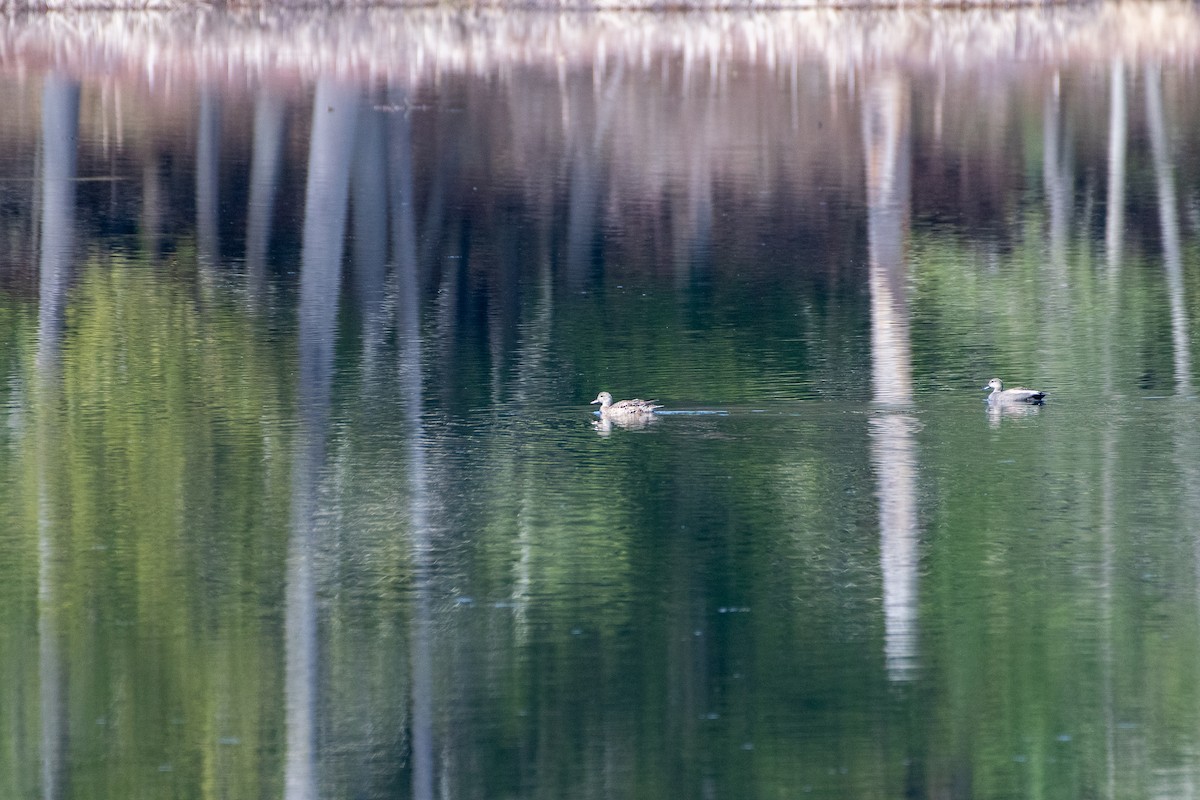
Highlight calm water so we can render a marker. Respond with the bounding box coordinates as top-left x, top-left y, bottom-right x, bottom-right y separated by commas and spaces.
3, 7, 1200, 799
